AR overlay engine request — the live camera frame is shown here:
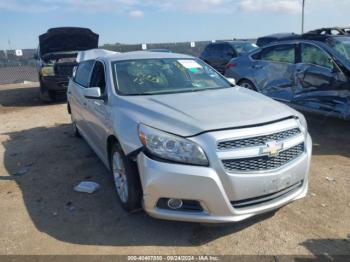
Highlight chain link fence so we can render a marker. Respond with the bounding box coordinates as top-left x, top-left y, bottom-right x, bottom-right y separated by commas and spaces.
0, 49, 38, 85
0, 39, 254, 85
